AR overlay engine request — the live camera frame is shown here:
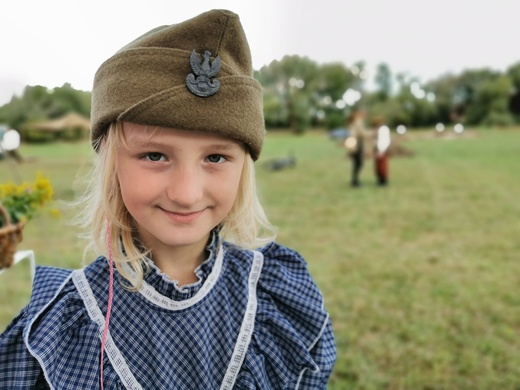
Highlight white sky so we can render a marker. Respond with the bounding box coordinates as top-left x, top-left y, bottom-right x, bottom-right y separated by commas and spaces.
1, 0, 519, 105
